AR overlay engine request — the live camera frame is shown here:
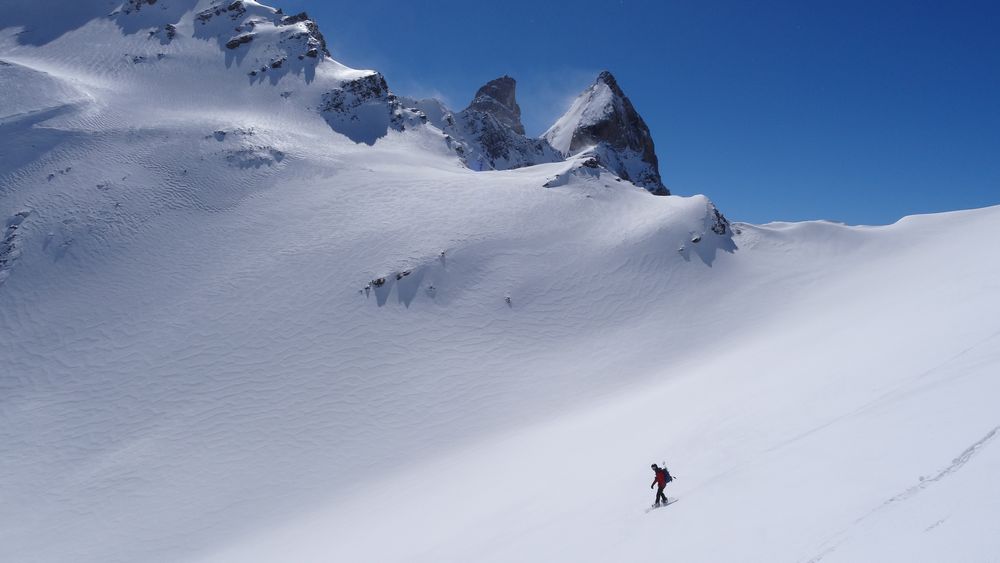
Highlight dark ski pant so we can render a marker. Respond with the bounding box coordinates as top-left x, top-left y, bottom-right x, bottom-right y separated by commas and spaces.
654, 485, 667, 505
